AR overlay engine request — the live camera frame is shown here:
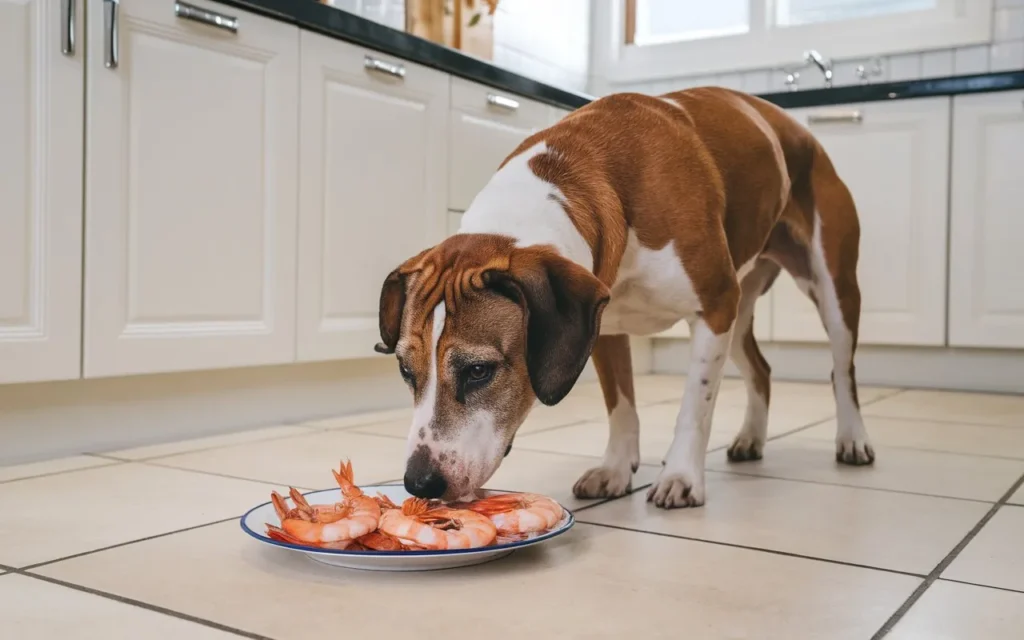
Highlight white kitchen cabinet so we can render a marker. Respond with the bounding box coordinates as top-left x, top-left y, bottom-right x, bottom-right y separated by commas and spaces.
549, 105, 573, 126
448, 76, 552, 211
296, 32, 450, 362
0, 0, 84, 385
948, 90, 1024, 349
772, 97, 951, 346
83, 0, 300, 377
448, 211, 464, 236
